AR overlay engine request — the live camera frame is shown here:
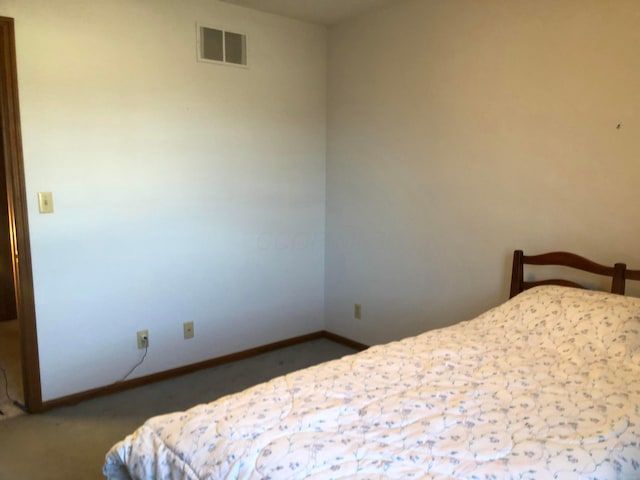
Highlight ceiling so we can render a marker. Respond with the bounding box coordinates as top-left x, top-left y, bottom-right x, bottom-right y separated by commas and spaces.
219, 0, 399, 26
